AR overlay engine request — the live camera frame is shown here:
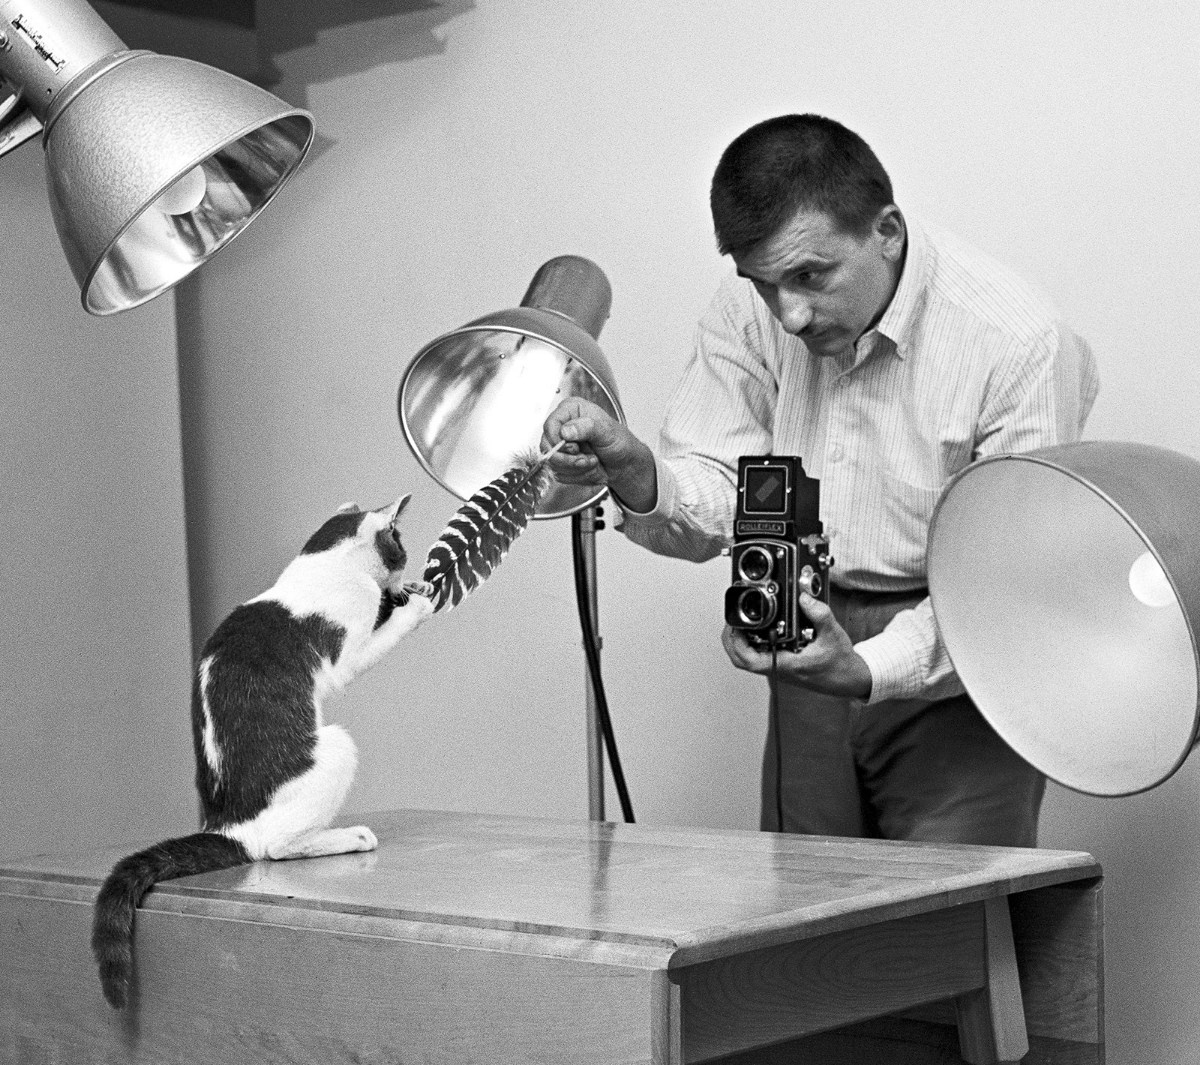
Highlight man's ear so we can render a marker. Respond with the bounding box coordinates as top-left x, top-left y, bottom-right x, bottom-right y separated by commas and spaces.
875, 205, 906, 262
